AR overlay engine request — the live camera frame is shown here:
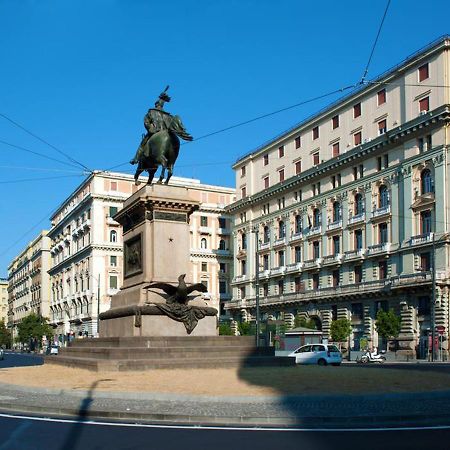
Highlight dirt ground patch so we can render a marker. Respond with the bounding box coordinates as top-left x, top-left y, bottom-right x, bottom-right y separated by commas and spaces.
1, 364, 450, 396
